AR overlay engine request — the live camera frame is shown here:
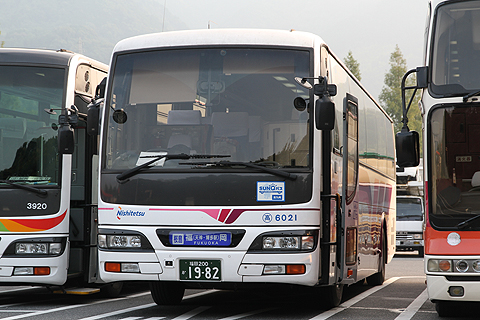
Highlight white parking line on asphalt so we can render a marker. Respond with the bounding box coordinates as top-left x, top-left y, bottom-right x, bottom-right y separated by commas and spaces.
77, 291, 215, 320
171, 306, 211, 320
394, 288, 429, 320
78, 303, 158, 320
309, 277, 400, 320
309, 276, 428, 320
0, 291, 151, 320
217, 308, 275, 320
